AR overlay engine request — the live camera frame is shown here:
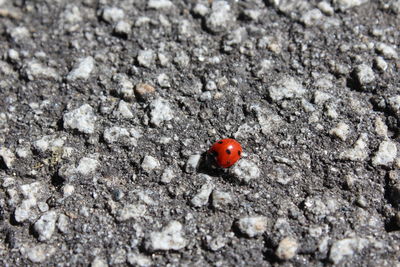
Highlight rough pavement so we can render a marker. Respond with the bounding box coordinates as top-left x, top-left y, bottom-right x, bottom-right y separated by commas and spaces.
0, 0, 400, 266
